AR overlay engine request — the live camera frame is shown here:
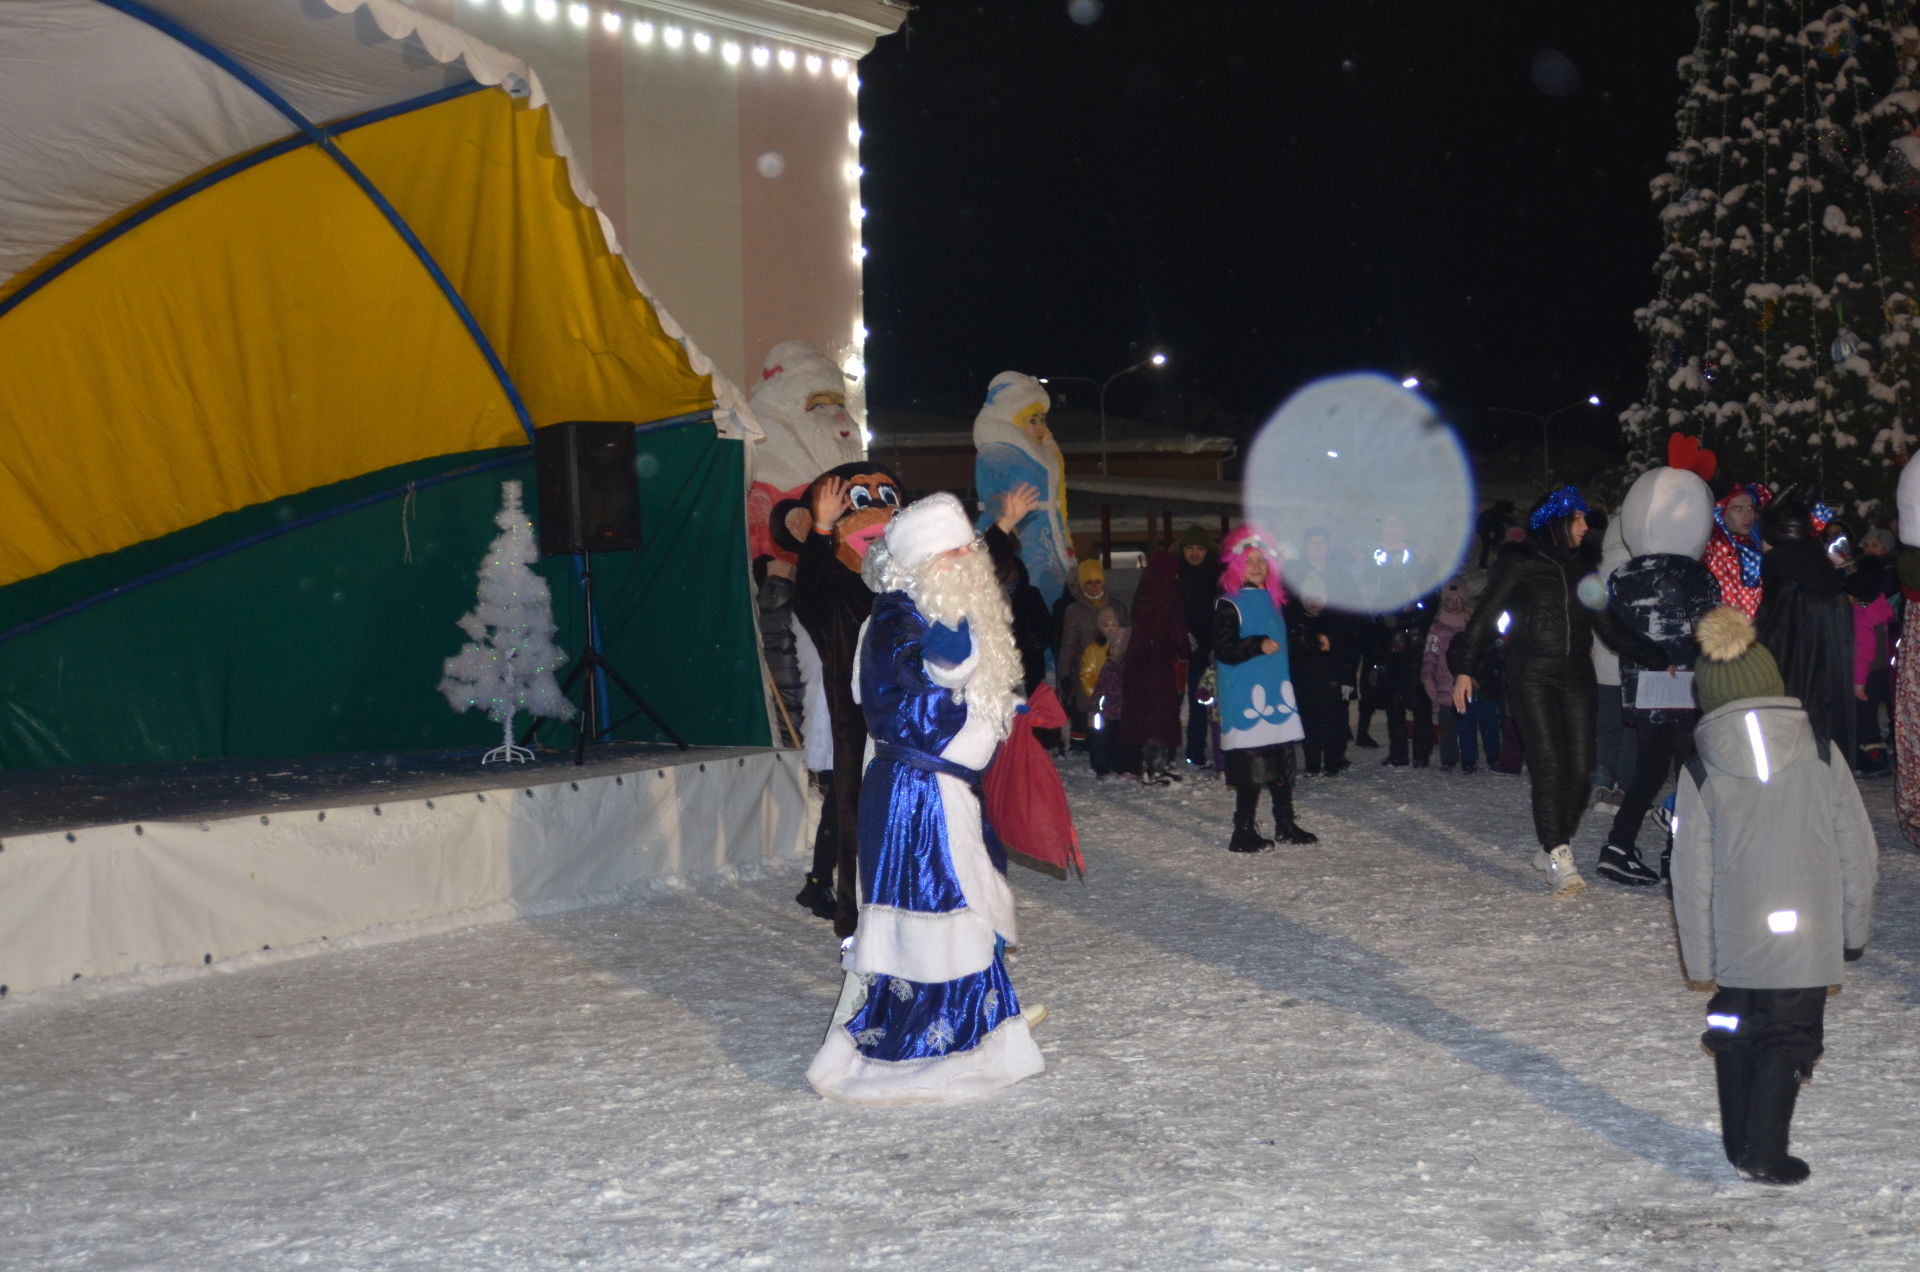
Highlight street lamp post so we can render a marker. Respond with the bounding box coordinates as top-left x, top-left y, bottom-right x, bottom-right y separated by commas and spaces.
1040, 351, 1169, 476
1487, 394, 1602, 485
